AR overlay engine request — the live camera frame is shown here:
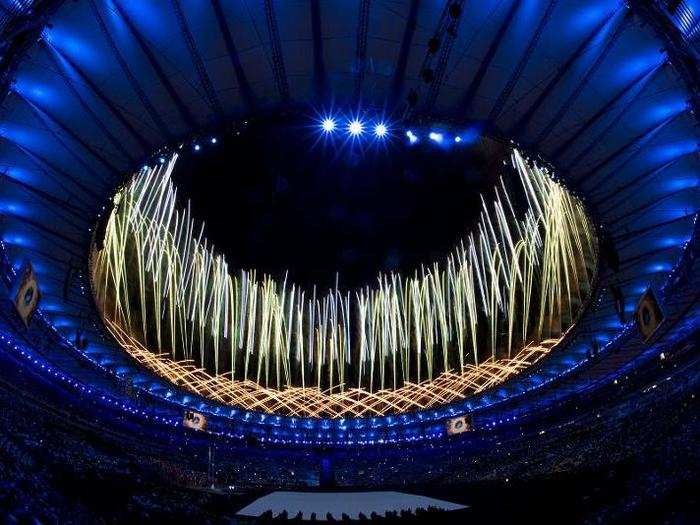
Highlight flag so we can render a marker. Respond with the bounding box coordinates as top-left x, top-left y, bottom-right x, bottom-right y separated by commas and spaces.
446, 415, 472, 435
635, 288, 664, 343
12, 261, 40, 328
183, 410, 207, 431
